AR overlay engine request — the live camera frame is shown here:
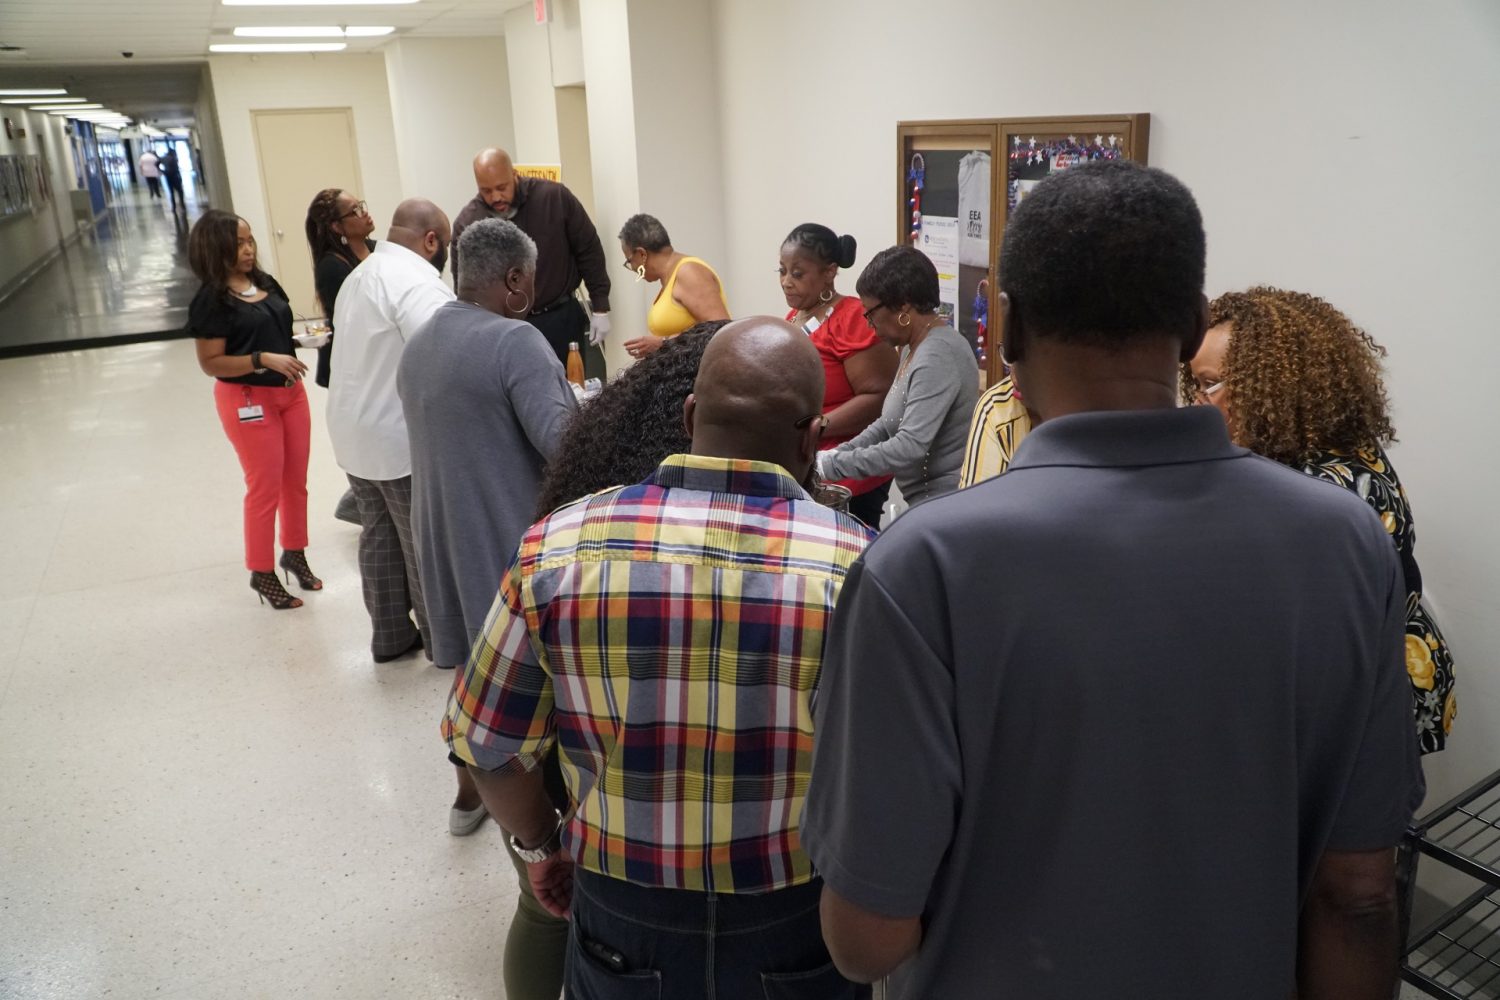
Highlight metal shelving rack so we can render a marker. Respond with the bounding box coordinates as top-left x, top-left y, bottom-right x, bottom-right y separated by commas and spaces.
1400, 768, 1500, 998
